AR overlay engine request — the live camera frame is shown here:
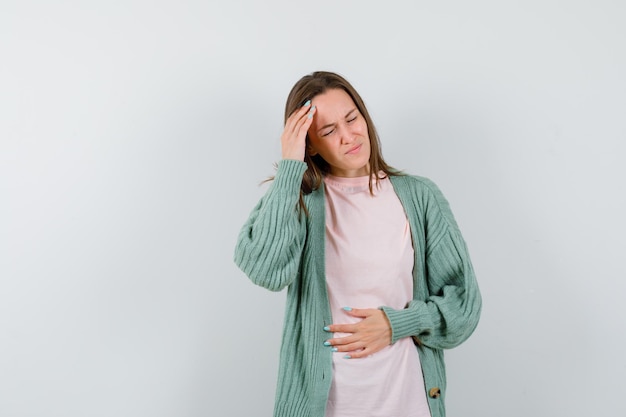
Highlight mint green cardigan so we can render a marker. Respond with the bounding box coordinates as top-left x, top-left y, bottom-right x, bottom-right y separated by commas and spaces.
234, 160, 482, 417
